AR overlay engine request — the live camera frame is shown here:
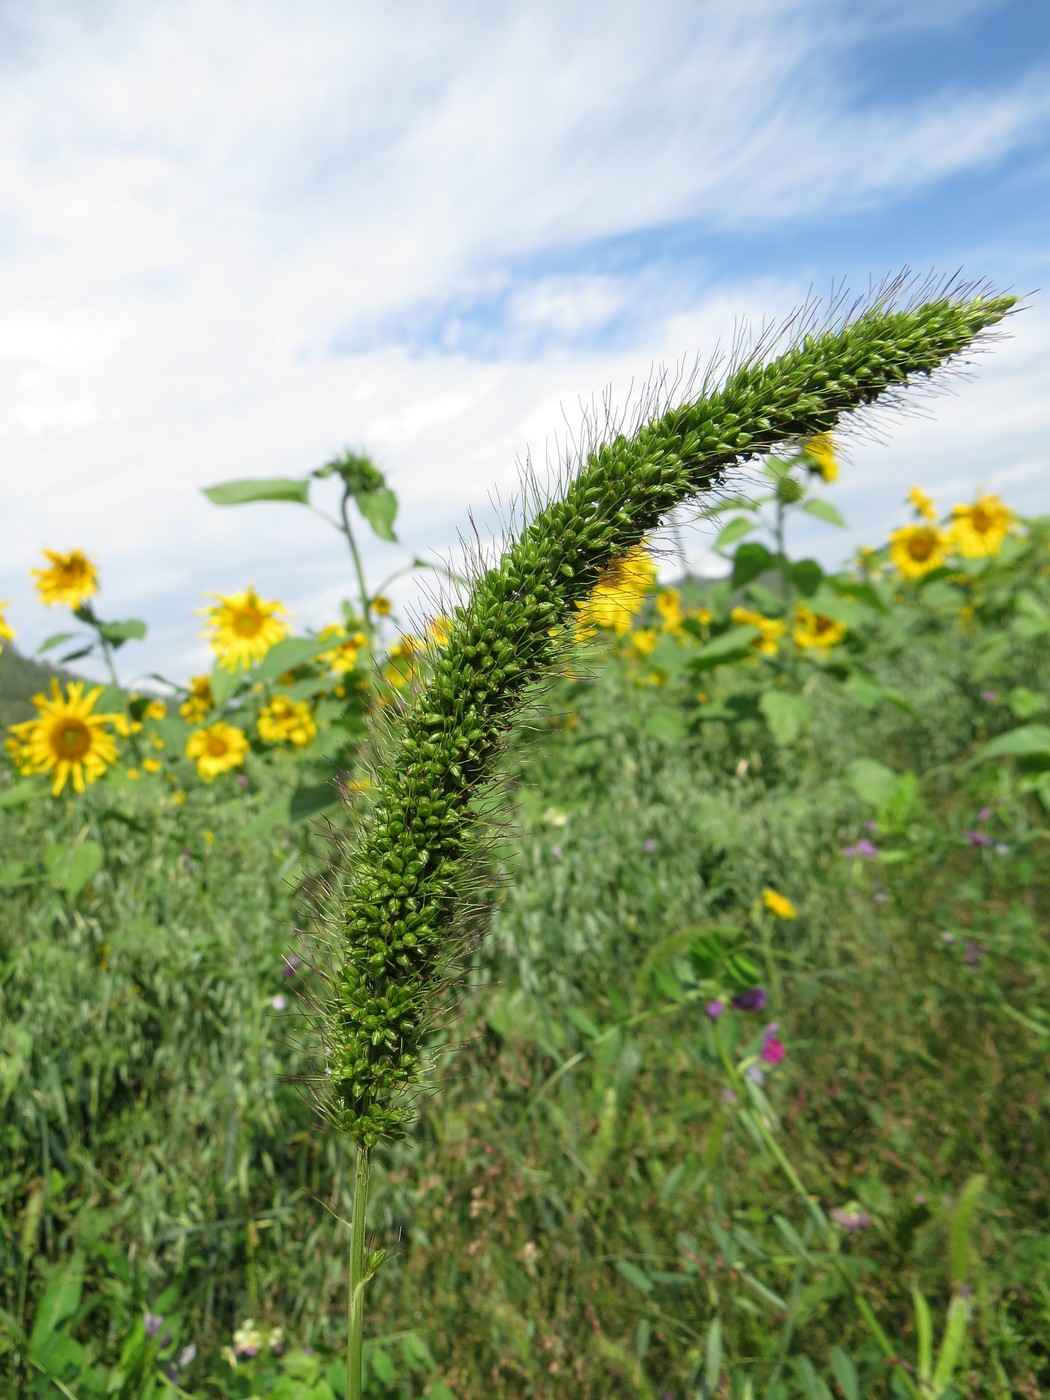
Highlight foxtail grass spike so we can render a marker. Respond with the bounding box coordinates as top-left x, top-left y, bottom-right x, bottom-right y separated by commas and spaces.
312, 273, 1015, 1149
